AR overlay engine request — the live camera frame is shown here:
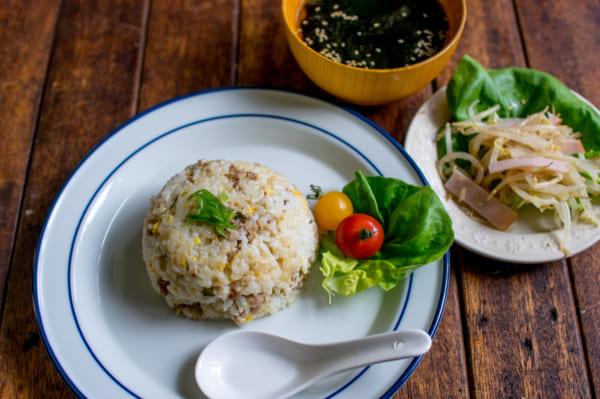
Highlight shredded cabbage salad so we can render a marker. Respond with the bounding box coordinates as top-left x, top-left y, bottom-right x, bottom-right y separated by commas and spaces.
436, 104, 600, 253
